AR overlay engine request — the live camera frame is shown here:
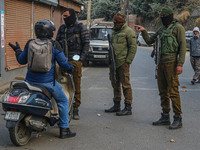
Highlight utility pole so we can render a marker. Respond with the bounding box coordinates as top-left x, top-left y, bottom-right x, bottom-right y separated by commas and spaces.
126, 0, 129, 24
86, 0, 91, 29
